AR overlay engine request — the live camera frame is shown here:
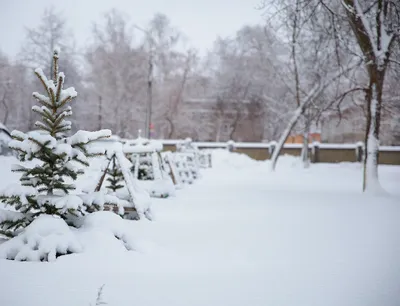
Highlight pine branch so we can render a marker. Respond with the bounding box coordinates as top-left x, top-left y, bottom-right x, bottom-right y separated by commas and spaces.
54, 107, 72, 122
32, 105, 54, 122
53, 49, 59, 82
72, 156, 90, 167
34, 121, 53, 133
0, 195, 22, 207
58, 96, 74, 109
8, 145, 28, 156
53, 113, 69, 128
0, 229, 15, 238
32, 92, 52, 109
34, 68, 52, 99
11, 130, 26, 142
55, 125, 72, 134
55, 73, 64, 103
48, 84, 56, 110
